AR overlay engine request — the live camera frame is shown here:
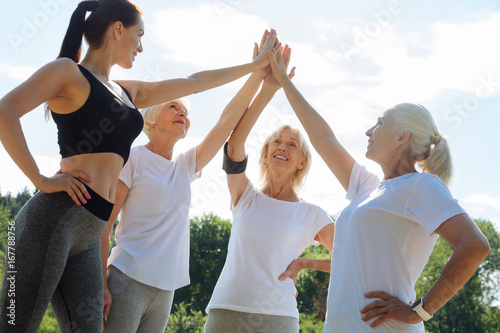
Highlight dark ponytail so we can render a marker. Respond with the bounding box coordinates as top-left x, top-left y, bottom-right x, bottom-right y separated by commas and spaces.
57, 0, 142, 63
57, 1, 99, 63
